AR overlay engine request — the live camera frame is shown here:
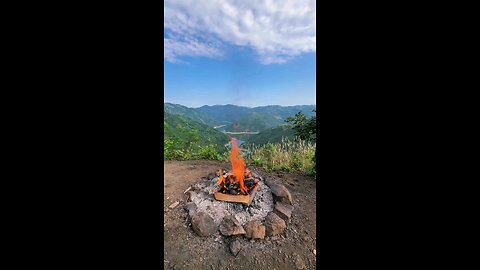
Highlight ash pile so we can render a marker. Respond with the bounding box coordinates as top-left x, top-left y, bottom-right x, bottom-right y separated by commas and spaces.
187, 172, 274, 225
